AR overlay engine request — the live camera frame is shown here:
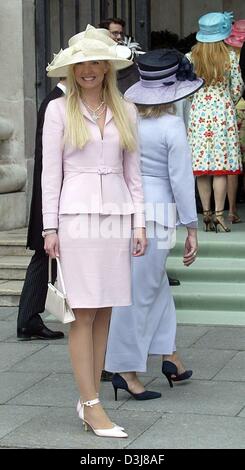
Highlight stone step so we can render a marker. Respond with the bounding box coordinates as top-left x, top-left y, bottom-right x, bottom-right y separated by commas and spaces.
0, 280, 23, 306
0, 228, 32, 256
0, 255, 31, 280
171, 237, 245, 259
172, 282, 245, 312
167, 257, 245, 283
177, 309, 245, 326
